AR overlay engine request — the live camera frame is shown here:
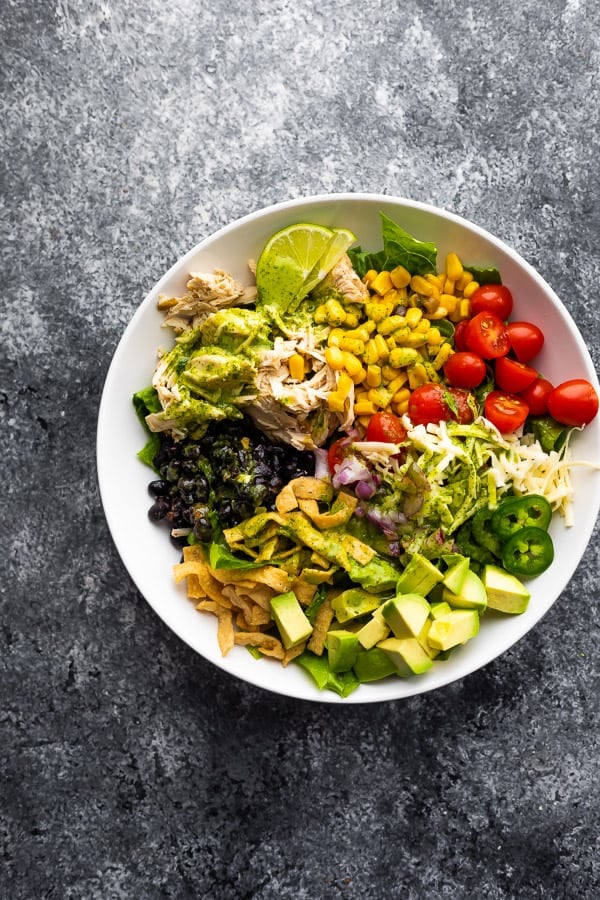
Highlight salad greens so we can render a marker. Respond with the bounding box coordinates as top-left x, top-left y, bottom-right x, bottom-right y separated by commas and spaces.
348, 213, 437, 278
